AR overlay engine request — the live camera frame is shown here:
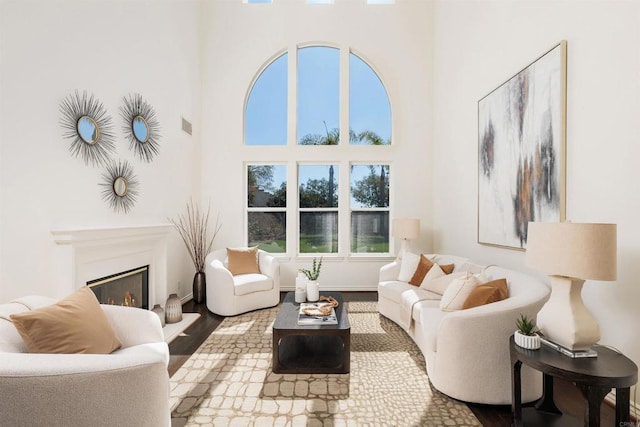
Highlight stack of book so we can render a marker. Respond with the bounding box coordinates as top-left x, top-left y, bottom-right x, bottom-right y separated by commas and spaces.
297, 302, 338, 325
